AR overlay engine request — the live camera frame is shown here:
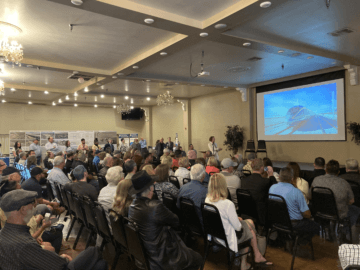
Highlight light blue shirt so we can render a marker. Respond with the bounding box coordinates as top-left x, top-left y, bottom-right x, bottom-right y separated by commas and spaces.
47, 167, 71, 198
45, 142, 60, 154
139, 139, 147, 149
269, 182, 309, 220
29, 143, 42, 157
